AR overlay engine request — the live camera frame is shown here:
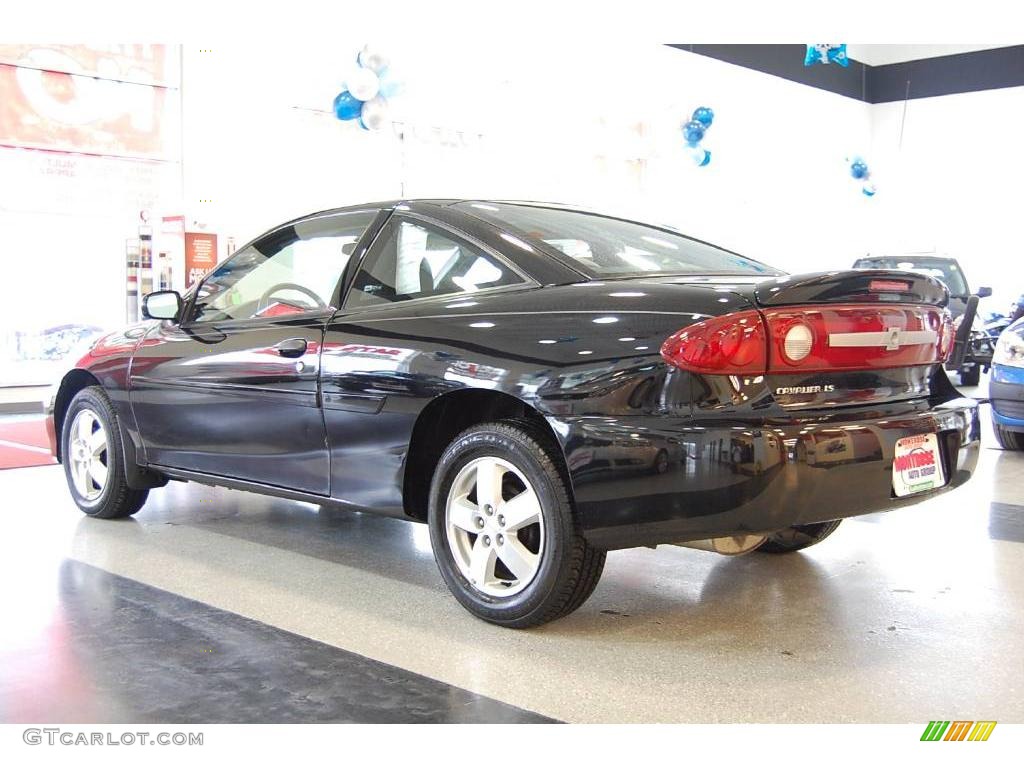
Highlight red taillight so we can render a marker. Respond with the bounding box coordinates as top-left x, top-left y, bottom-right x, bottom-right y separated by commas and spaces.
661, 304, 952, 375
660, 309, 766, 375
